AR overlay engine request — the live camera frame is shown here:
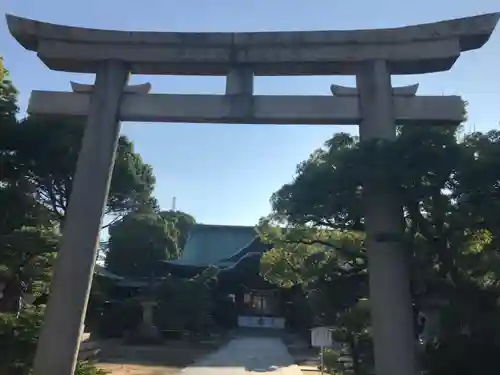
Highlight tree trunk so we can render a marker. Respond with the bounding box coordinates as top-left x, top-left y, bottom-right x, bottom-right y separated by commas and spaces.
348, 334, 361, 375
